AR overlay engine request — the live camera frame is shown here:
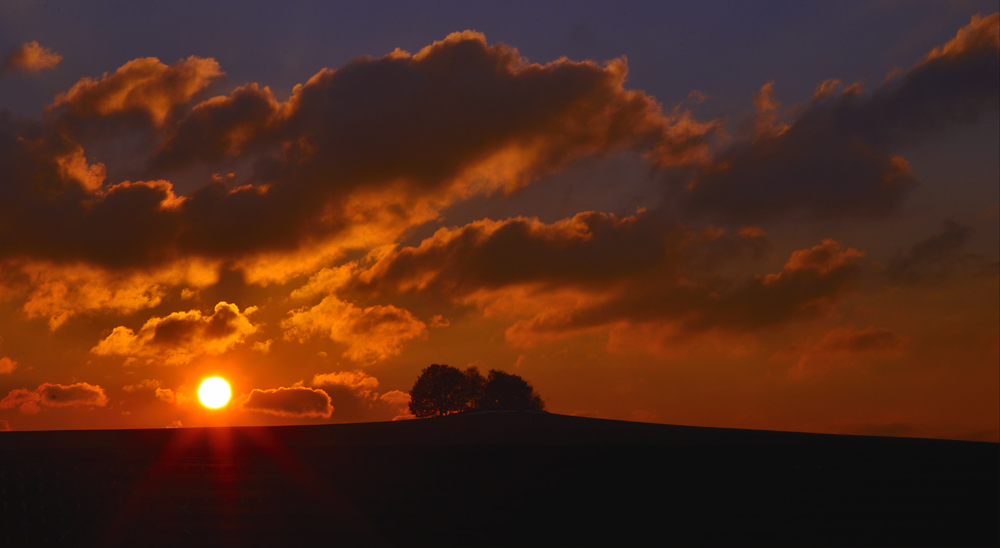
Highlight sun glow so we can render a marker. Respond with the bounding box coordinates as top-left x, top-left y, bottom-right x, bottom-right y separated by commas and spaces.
198, 377, 231, 409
